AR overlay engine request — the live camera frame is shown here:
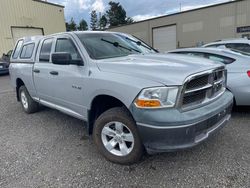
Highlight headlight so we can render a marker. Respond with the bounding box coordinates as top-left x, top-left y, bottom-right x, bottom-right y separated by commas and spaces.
134, 87, 179, 108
